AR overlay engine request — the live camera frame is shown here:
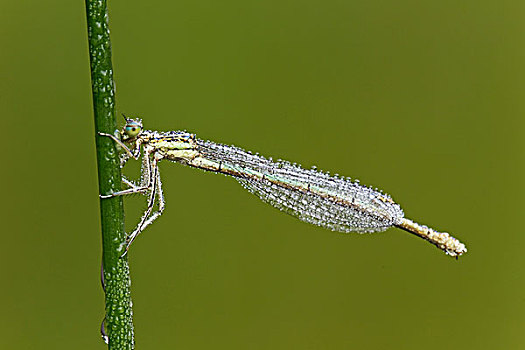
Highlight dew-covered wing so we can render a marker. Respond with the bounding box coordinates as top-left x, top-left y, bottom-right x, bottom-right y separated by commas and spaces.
237, 172, 404, 234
